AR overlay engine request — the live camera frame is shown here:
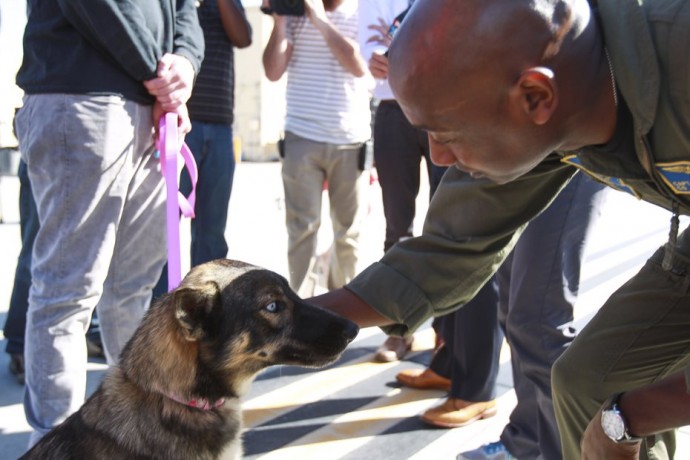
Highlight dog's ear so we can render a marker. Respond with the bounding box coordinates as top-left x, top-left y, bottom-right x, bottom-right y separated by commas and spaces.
173, 281, 221, 341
